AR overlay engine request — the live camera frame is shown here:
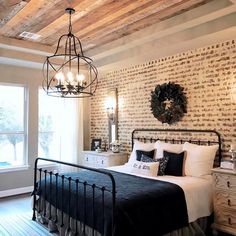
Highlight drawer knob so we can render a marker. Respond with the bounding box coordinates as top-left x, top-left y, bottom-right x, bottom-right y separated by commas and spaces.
227, 181, 230, 188
228, 199, 231, 206
228, 217, 232, 225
